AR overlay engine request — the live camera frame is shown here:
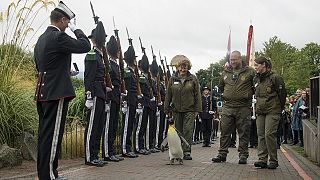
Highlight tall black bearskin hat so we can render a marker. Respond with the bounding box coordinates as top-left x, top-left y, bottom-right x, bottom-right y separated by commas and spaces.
124, 46, 136, 65
107, 35, 118, 57
94, 21, 107, 49
150, 59, 159, 77
139, 54, 149, 72
158, 65, 164, 81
